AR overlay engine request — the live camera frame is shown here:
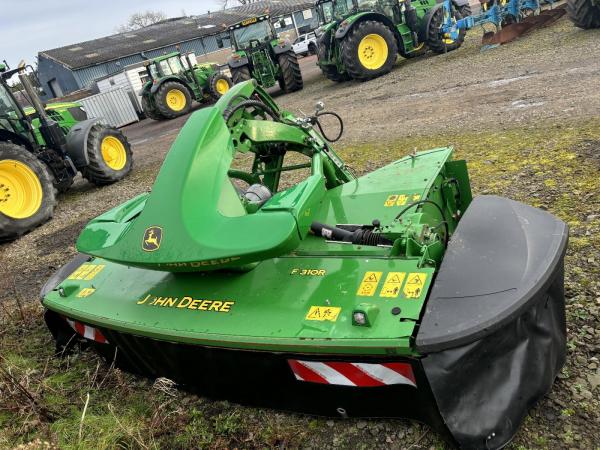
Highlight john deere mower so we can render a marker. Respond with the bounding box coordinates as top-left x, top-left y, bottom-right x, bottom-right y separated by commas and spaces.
141, 51, 232, 120
42, 81, 567, 449
315, 0, 470, 82
567, 0, 600, 28
0, 61, 132, 241
225, 15, 303, 93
